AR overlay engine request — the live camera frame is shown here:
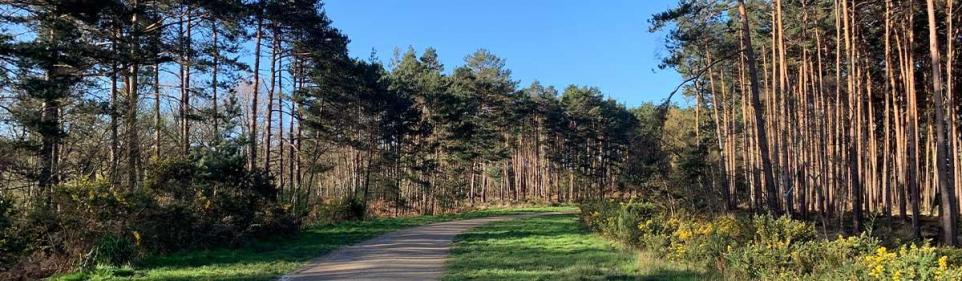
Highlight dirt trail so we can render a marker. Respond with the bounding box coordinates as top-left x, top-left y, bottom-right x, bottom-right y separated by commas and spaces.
280, 212, 560, 281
